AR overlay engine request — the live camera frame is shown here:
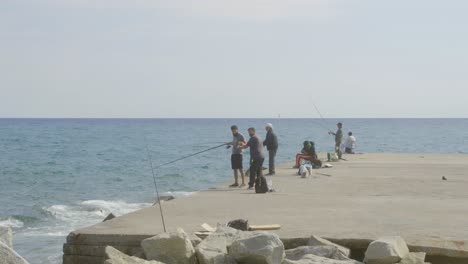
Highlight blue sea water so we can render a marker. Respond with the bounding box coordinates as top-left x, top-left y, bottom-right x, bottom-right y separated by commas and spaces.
0, 118, 467, 263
